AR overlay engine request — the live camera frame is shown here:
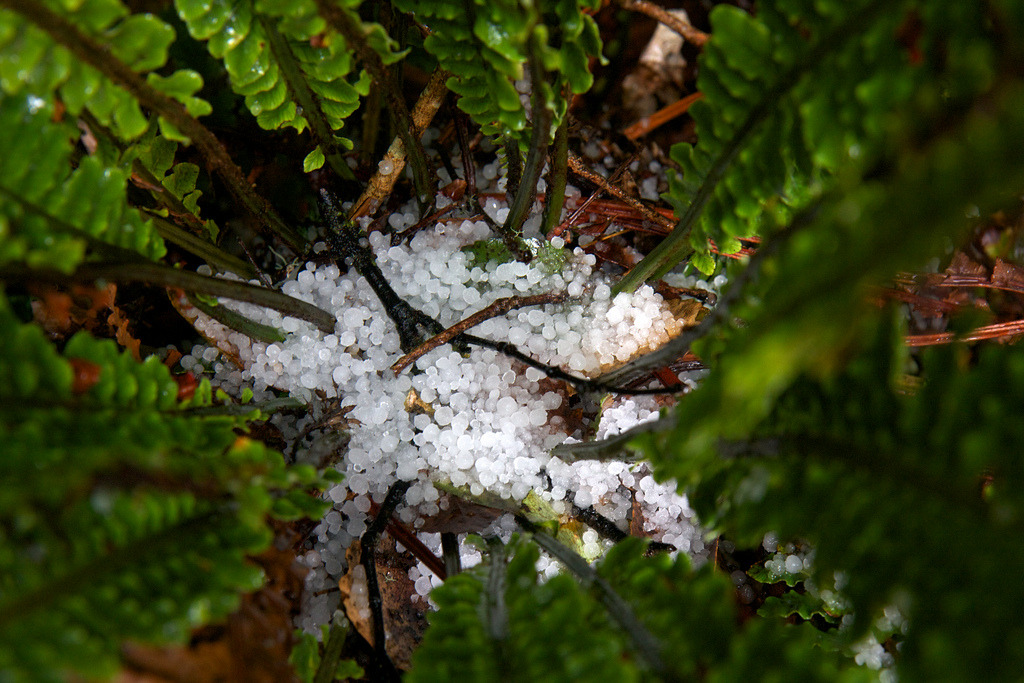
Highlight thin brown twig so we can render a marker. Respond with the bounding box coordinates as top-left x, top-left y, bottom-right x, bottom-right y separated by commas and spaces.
314, 0, 432, 195
617, 0, 709, 47
368, 500, 447, 580
349, 68, 450, 221
567, 152, 675, 233
560, 156, 637, 234
624, 92, 704, 140
905, 319, 1024, 347
391, 292, 569, 374
395, 203, 459, 244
